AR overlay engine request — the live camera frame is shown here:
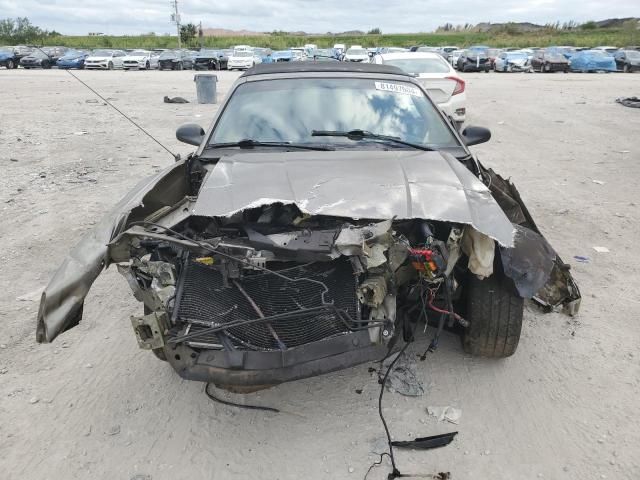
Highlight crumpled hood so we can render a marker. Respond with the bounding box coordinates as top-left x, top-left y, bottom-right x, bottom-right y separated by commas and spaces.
194, 150, 515, 246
